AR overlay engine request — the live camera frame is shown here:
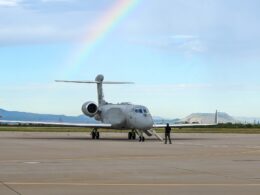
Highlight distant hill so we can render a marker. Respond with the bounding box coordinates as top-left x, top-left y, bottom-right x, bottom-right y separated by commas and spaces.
0, 108, 181, 124
0, 108, 97, 124
181, 112, 237, 124
0, 108, 257, 125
